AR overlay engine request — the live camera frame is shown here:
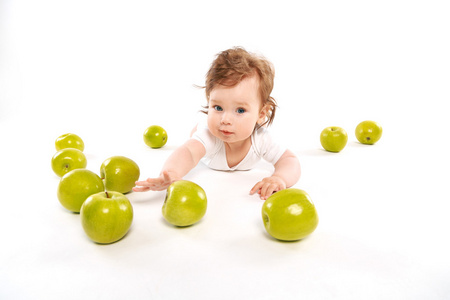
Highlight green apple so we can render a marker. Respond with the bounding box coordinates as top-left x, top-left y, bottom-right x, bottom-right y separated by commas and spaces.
100, 156, 140, 194
57, 169, 105, 213
162, 180, 207, 227
55, 133, 85, 151
51, 148, 87, 177
355, 120, 383, 145
320, 126, 348, 152
262, 188, 319, 241
80, 191, 133, 244
143, 125, 168, 148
